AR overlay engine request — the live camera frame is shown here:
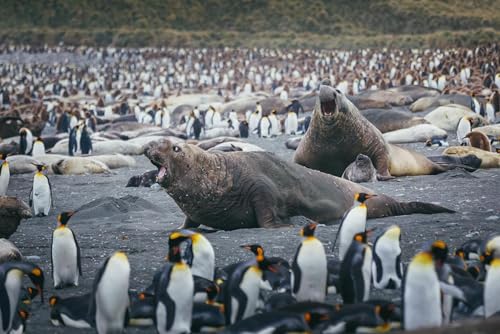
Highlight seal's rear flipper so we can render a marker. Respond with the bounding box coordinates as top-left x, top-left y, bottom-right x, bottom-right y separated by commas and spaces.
368, 196, 455, 218
428, 154, 482, 172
